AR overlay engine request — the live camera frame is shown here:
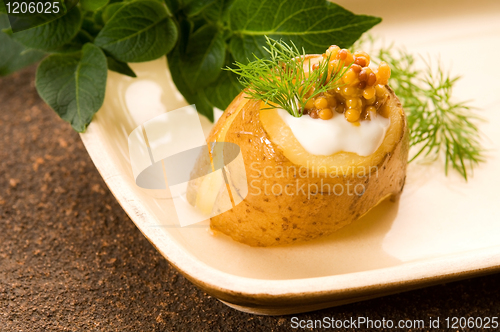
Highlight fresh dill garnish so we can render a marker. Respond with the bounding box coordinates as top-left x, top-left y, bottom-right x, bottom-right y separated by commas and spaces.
226, 37, 348, 117
356, 36, 484, 181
